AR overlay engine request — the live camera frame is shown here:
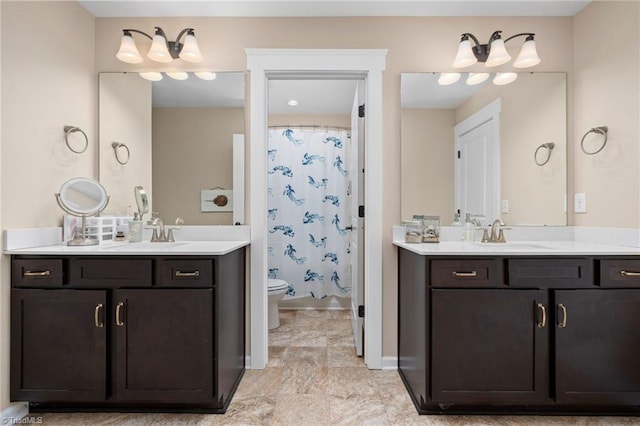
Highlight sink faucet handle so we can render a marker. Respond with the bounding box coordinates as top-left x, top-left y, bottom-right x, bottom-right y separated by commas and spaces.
481, 228, 490, 243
